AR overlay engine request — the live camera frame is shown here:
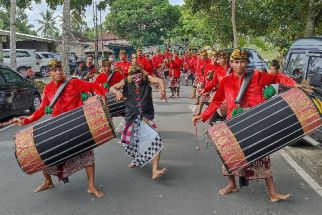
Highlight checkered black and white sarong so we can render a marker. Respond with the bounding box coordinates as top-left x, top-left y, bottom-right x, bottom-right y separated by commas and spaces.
121, 117, 164, 167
